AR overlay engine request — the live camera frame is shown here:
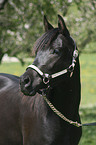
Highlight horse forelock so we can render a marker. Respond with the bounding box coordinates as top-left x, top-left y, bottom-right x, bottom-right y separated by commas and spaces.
33, 28, 59, 54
